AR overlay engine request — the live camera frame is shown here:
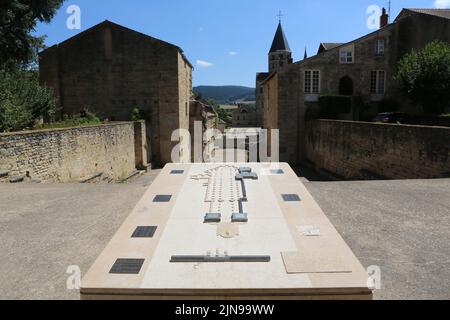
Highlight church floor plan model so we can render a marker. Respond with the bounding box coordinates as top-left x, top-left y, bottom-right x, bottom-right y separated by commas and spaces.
81, 163, 373, 300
